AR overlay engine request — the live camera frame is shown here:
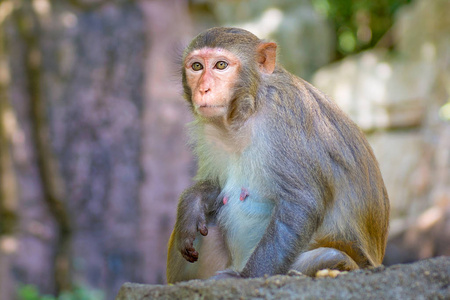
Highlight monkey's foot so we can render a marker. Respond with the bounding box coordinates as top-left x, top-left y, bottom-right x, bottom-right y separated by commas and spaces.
287, 270, 306, 277
315, 269, 345, 278
240, 187, 249, 201
210, 269, 243, 280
